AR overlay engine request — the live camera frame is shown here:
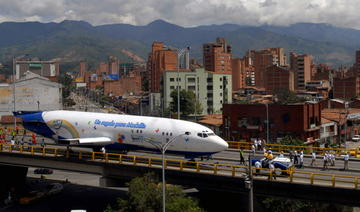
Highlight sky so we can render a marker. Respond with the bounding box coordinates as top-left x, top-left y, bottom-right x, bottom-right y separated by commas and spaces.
0, 0, 359, 29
